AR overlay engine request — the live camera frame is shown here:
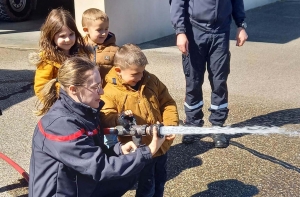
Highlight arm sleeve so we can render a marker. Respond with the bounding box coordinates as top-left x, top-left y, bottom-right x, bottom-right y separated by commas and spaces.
34, 62, 56, 100
170, 0, 187, 34
157, 79, 179, 126
231, 0, 246, 26
99, 95, 119, 128
43, 118, 151, 182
